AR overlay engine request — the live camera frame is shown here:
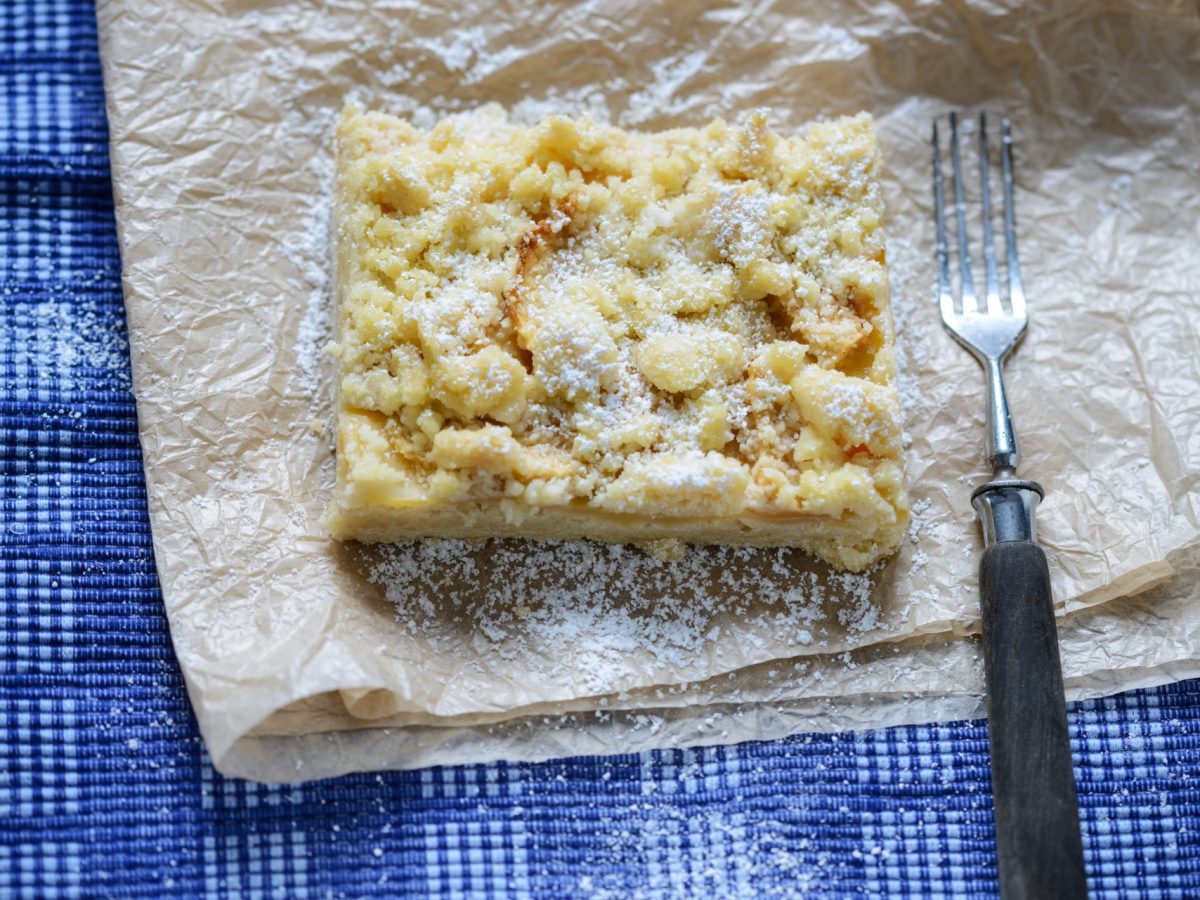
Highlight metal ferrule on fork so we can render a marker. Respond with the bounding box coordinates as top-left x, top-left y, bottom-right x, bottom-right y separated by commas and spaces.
972, 479, 1041, 546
